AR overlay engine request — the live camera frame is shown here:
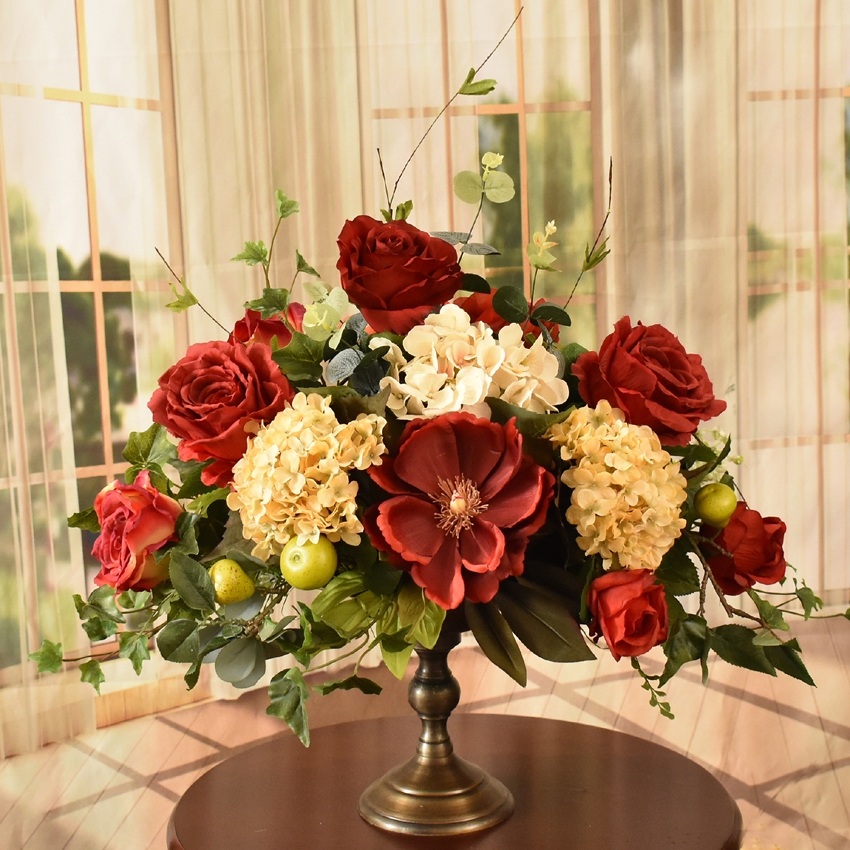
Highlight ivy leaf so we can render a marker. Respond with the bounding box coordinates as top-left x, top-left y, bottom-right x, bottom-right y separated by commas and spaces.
232, 240, 268, 267
119, 631, 151, 675
74, 585, 125, 624
244, 287, 290, 319
123, 423, 178, 470
80, 659, 105, 694
453, 170, 484, 204
527, 245, 558, 272
275, 190, 299, 219
68, 506, 100, 533
116, 589, 151, 610
465, 600, 527, 686
81, 617, 120, 642
169, 551, 216, 611
747, 590, 790, 632
29, 639, 64, 673
295, 250, 320, 278
491, 285, 529, 324
267, 668, 311, 746
313, 675, 383, 696
165, 277, 199, 313
795, 584, 823, 619
272, 332, 325, 383
482, 170, 515, 203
